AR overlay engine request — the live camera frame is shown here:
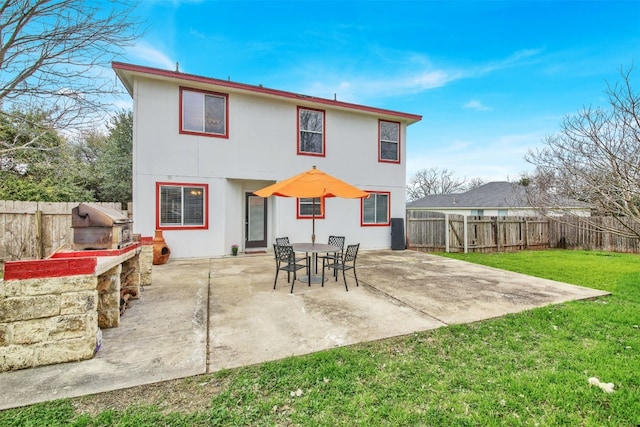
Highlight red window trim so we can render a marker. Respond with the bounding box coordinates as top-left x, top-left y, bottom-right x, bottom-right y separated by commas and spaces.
296, 197, 326, 219
179, 86, 229, 139
297, 106, 326, 157
156, 181, 209, 230
378, 119, 401, 164
360, 191, 391, 227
